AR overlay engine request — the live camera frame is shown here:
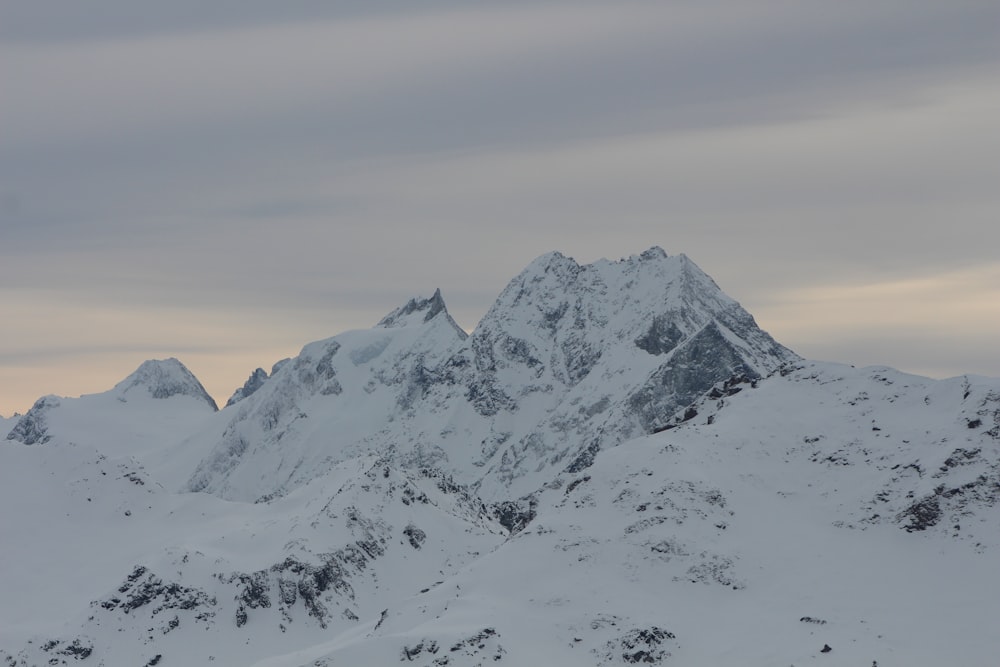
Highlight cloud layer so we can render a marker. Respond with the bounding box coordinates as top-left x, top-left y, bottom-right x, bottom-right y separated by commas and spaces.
2, 1, 999, 414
